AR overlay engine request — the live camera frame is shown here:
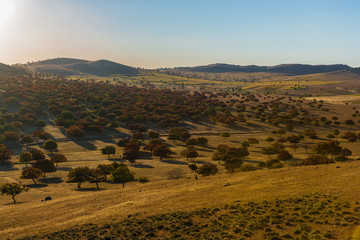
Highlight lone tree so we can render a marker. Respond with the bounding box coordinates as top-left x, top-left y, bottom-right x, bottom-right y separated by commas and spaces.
19, 152, 33, 166
101, 145, 116, 158
50, 154, 67, 167
167, 127, 188, 143
278, 150, 293, 163
34, 120, 46, 128
247, 138, 259, 147
88, 168, 106, 190
123, 142, 140, 163
0, 144, 12, 163
167, 168, 185, 180
188, 164, 198, 180
29, 149, 45, 161
66, 126, 86, 138
152, 144, 172, 160
197, 164, 218, 176
32, 159, 57, 177
111, 164, 135, 187
1, 182, 29, 204
42, 140, 58, 152
21, 167, 43, 184
148, 130, 160, 139
261, 147, 277, 159
181, 147, 199, 162
67, 167, 90, 189
221, 132, 231, 140
225, 158, 243, 173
